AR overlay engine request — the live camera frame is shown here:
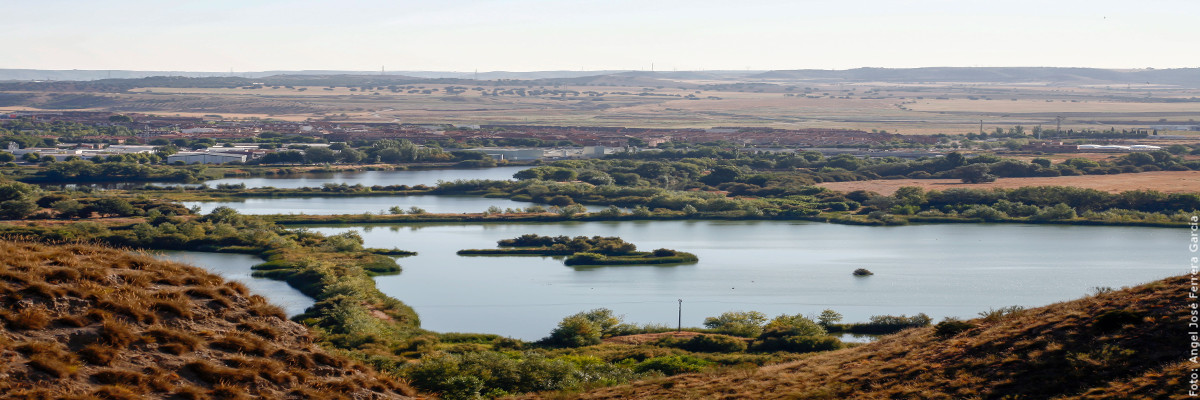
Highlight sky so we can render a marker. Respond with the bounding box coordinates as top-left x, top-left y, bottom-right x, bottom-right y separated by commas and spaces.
5, 0, 1198, 72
